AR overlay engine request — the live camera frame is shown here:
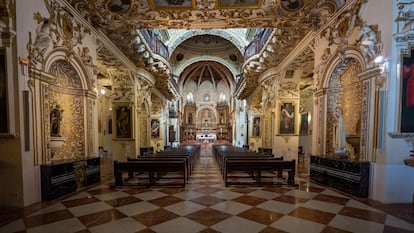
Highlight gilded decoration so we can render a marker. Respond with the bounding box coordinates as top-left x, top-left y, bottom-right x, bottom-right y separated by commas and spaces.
49, 92, 85, 159
326, 58, 362, 156
29, 3, 90, 64
66, 0, 344, 100
47, 60, 85, 160
49, 60, 82, 89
